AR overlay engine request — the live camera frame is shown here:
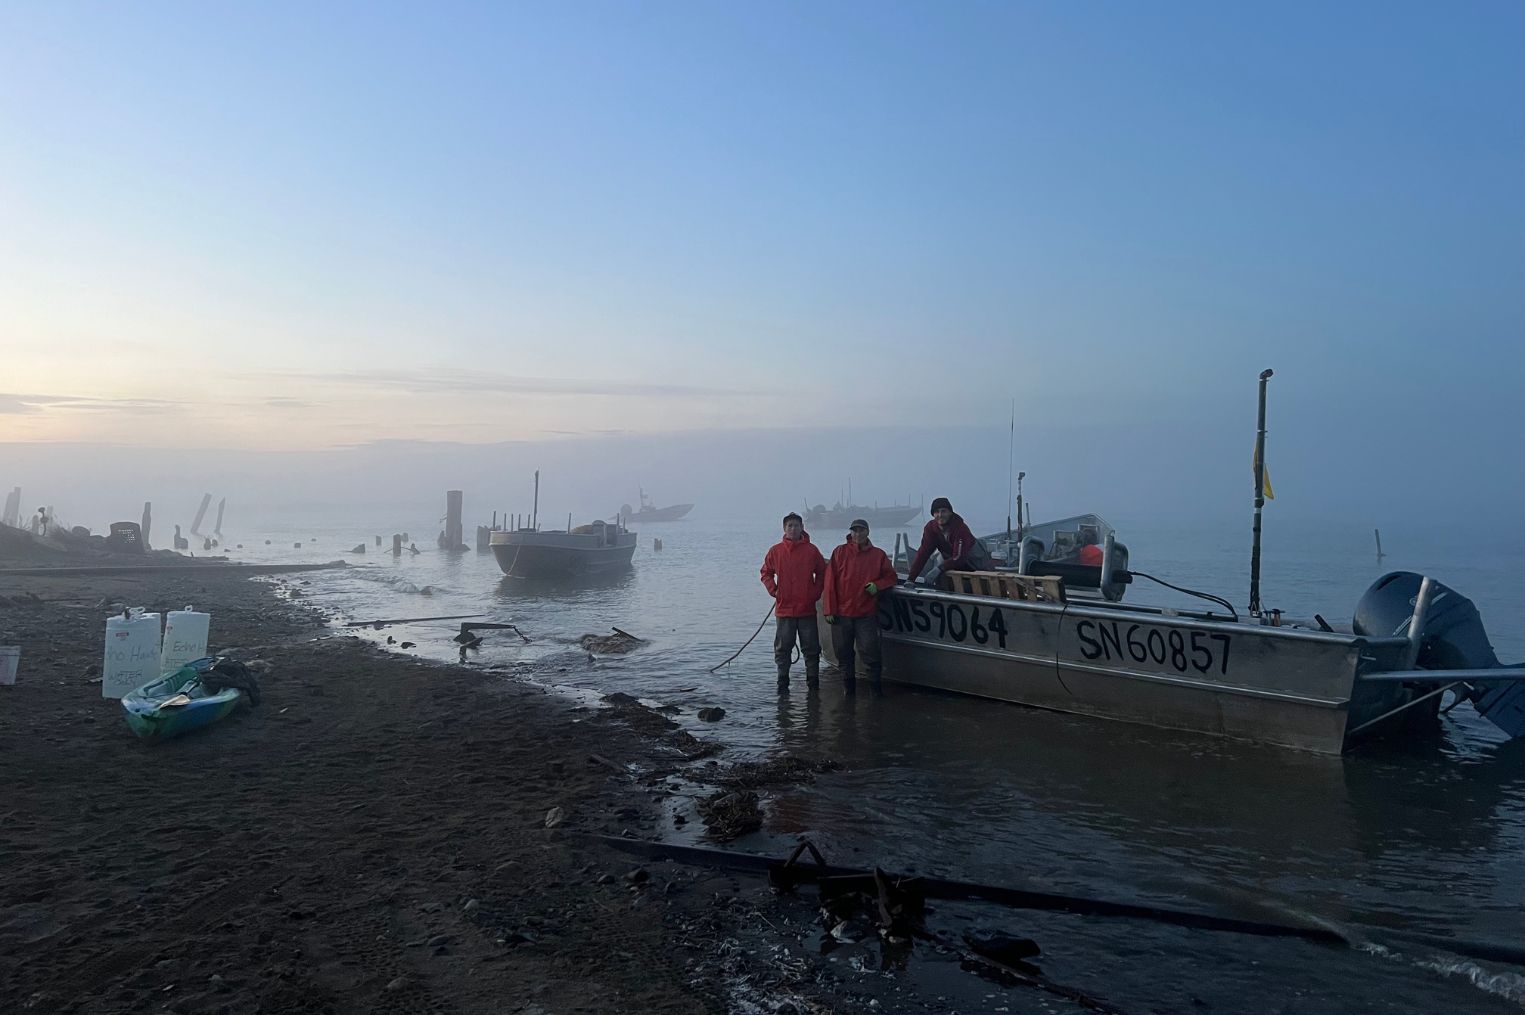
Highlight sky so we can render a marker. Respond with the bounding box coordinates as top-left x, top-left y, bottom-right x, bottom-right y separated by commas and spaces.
2, 2, 1522, 525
